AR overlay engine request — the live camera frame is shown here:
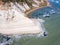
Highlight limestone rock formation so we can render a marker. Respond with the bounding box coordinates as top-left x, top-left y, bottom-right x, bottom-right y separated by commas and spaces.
0, 2, 44, 35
